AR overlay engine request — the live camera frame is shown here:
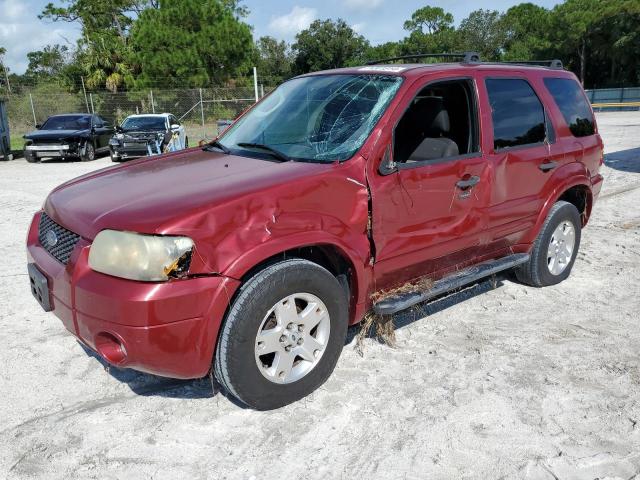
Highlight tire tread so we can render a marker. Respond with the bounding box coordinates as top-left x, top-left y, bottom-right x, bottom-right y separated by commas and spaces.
516, 200, 580, 287
214, 258, 344, 409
